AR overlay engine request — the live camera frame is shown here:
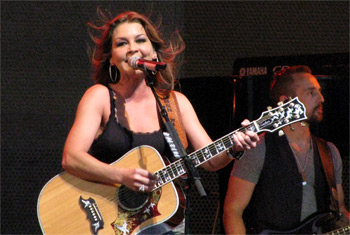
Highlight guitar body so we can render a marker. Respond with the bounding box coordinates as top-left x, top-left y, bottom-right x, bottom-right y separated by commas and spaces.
37, 146, 180, 235
259, 211, 350, 235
